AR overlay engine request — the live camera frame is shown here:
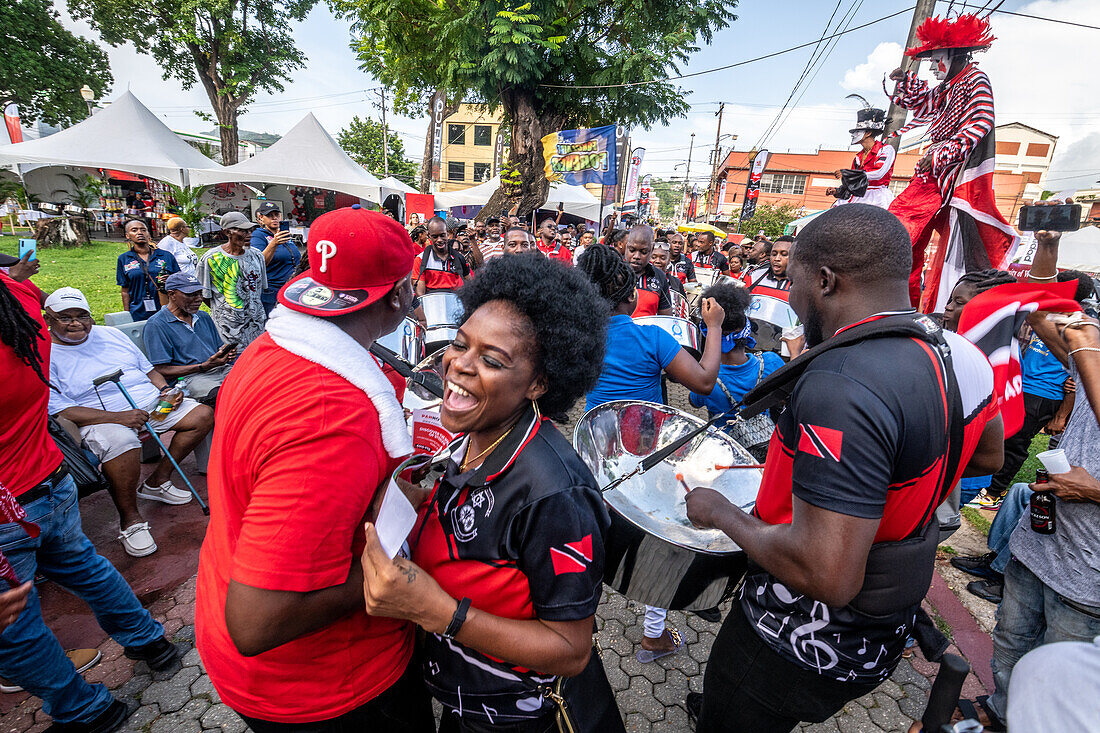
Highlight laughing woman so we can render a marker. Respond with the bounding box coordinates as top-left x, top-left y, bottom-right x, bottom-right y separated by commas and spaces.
360, 253, 626, 732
